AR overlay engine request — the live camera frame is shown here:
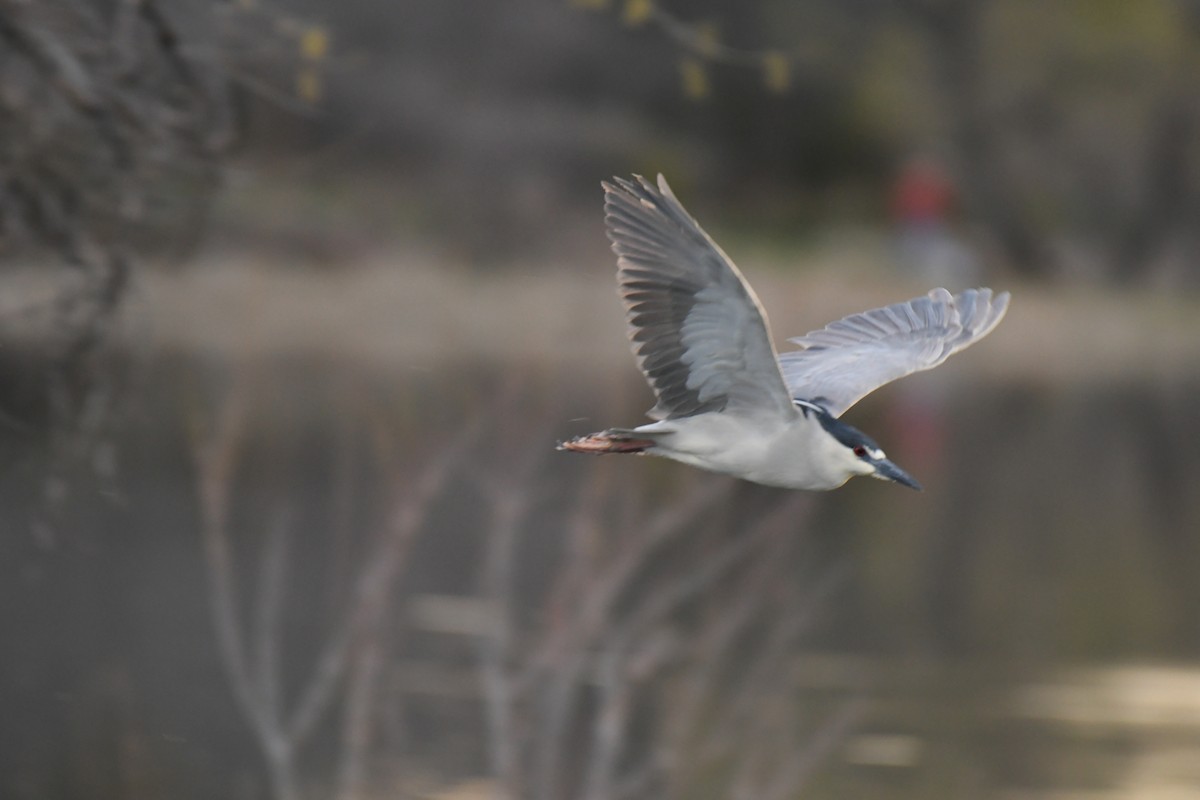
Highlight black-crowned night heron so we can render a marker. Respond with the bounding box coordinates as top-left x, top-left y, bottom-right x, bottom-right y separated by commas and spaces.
560, 175, 1009, 491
